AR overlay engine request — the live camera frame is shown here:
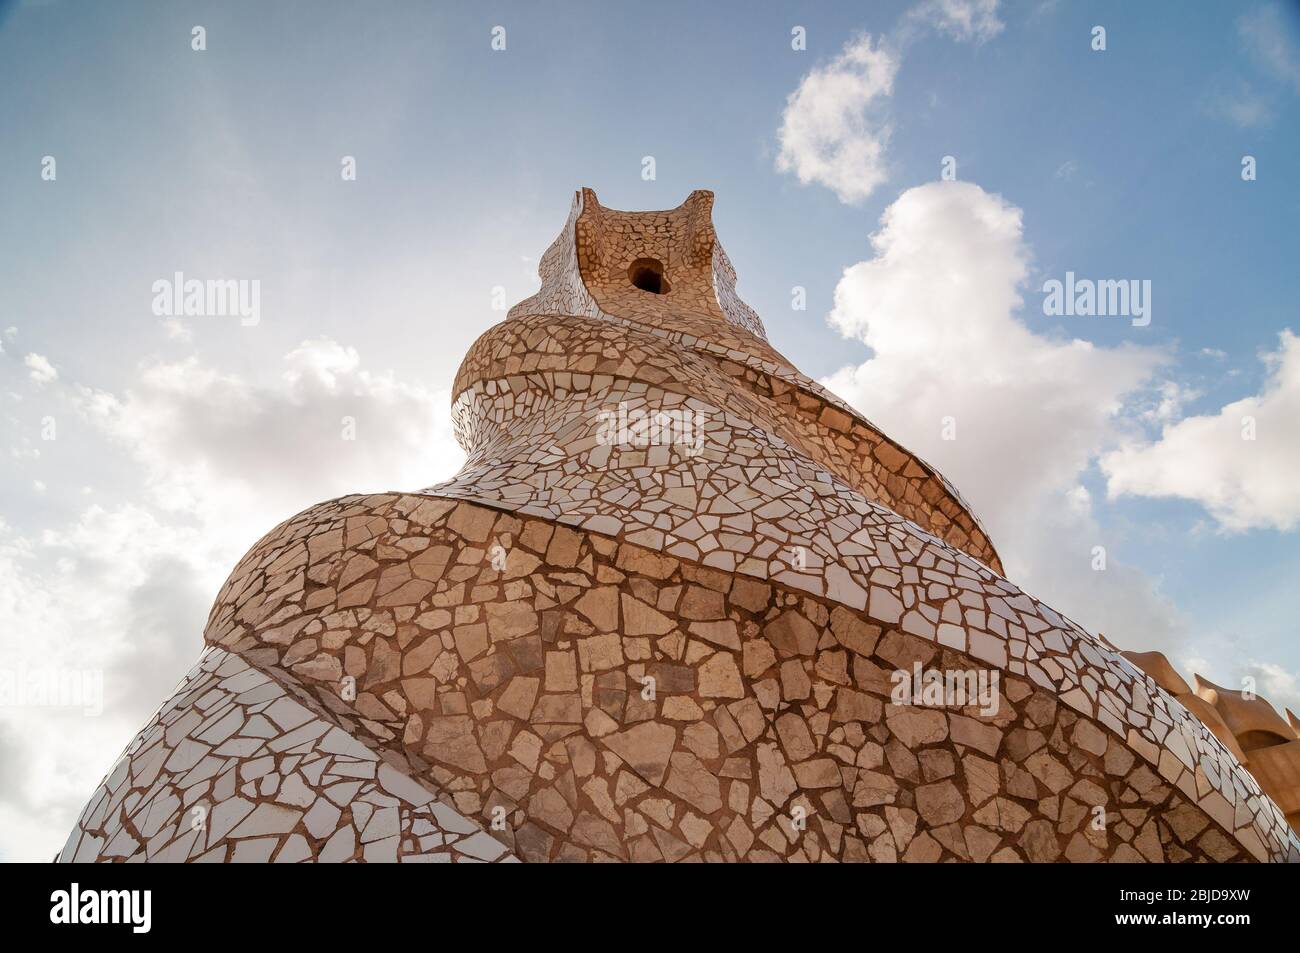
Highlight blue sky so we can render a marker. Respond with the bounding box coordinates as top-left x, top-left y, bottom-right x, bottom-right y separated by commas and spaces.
1, 0, 1298, 859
